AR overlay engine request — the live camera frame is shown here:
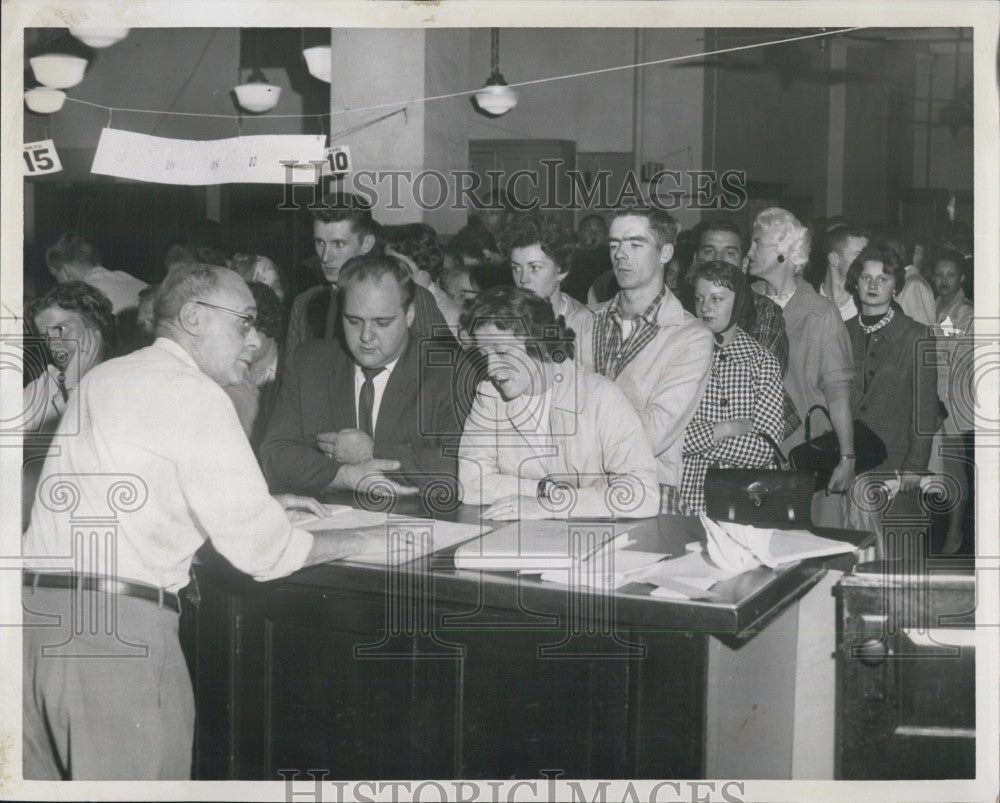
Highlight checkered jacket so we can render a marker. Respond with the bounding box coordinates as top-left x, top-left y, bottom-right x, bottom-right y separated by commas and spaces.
681, 328, 785, 514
